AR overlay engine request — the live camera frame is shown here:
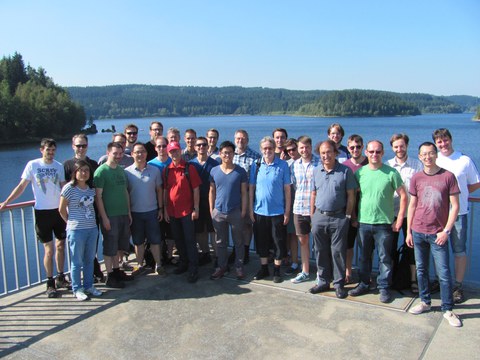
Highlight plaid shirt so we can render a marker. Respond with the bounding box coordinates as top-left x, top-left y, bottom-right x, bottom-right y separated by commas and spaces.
292, 155, 320, 215
233, 146, 261, 176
